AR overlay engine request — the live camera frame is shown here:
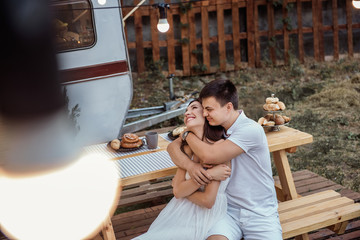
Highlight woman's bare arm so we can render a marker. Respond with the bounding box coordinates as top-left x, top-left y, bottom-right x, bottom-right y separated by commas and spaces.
186, 180, 221, 209
172, 168, 202, 198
